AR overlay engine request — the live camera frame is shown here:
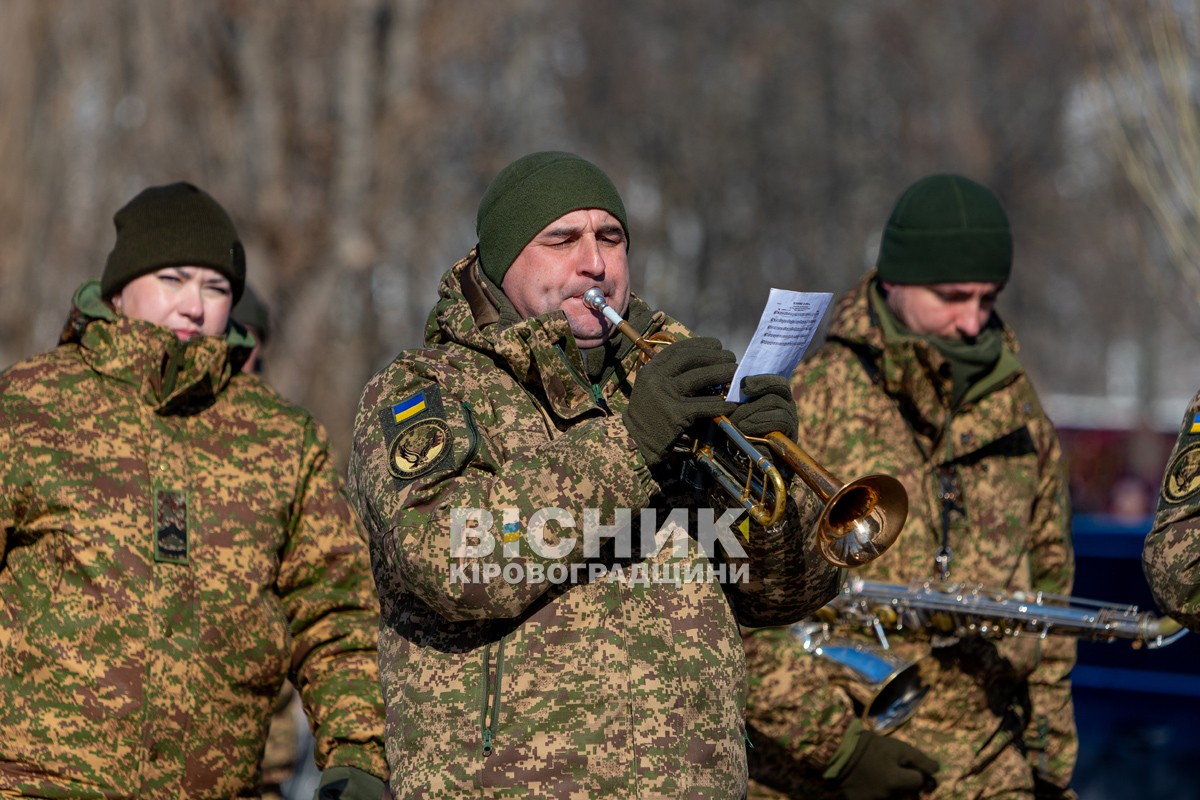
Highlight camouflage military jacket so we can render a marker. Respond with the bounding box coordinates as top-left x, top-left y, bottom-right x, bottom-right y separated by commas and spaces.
745, 273, 1075, 799
347, 253, 838, 799
0, 282, 387, 798
1145, 390, 1200, 629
